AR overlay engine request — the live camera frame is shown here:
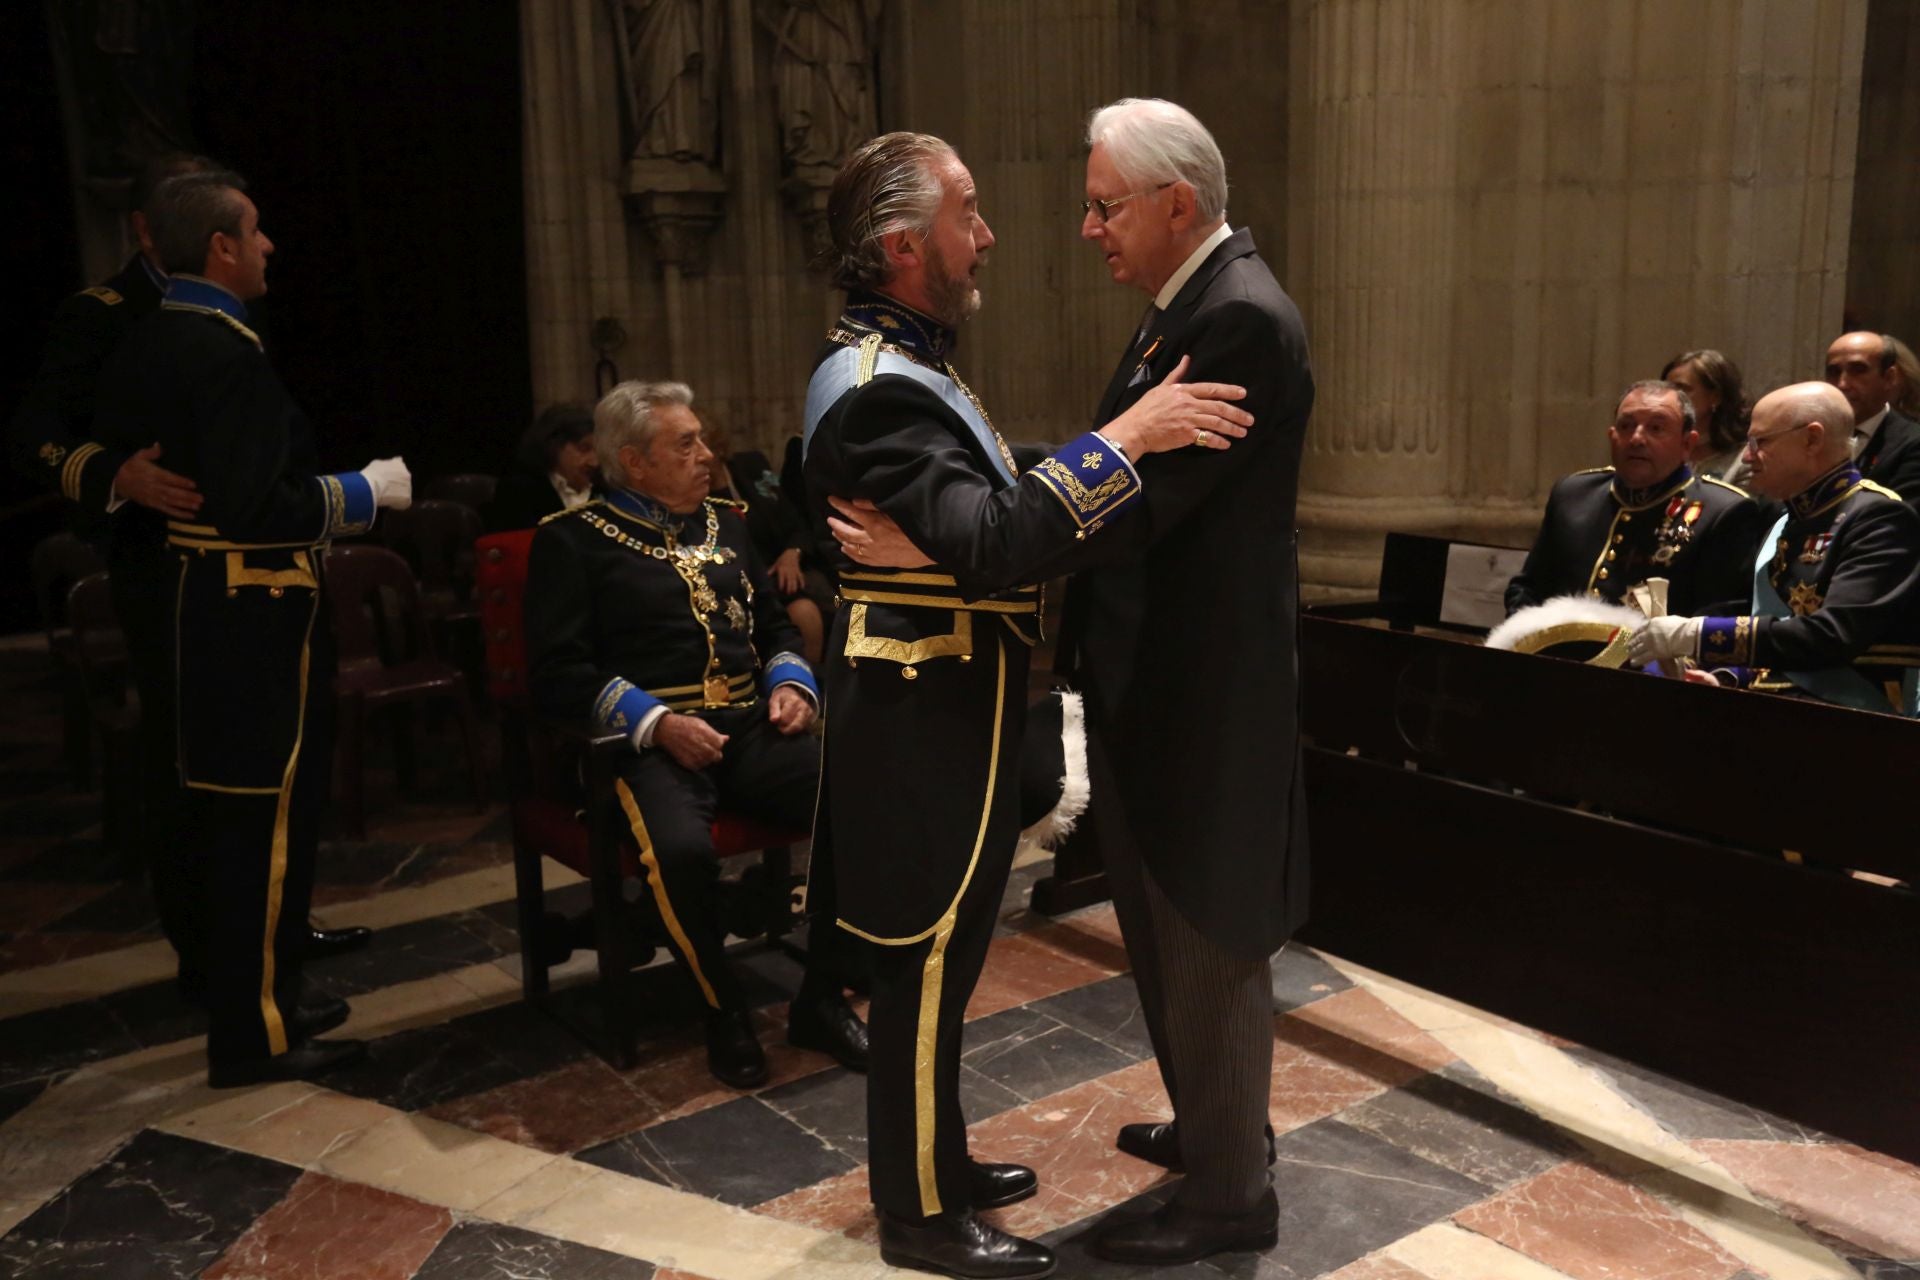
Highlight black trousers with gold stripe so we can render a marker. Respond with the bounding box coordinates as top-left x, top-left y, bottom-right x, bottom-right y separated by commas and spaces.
606, 704, 824, 1011
195, 640, 334, 1066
